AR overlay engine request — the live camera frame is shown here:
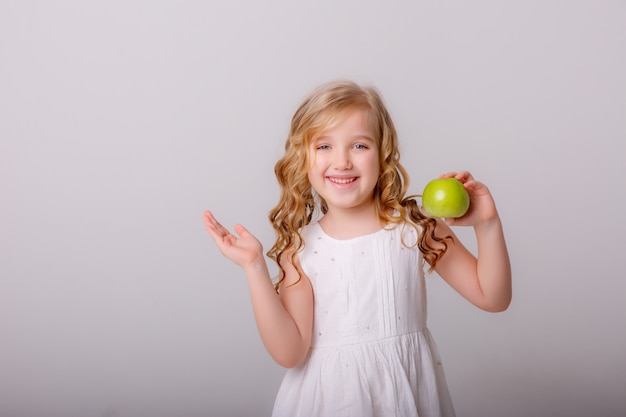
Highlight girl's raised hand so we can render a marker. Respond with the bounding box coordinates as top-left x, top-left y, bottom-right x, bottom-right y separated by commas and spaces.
203, 210, 264, 269
439, 171, 499, 227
